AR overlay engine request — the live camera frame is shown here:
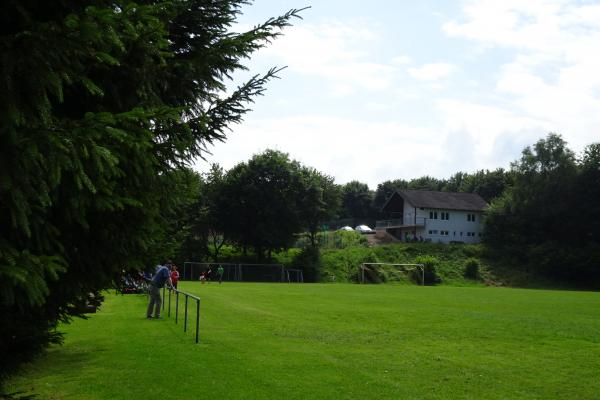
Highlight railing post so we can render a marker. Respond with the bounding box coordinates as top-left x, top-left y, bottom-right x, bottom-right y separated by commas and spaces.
175, 292, 179, 324
162, 287, 165, 311
168, 288, 171, 317
195, 299, 200, 344
184, 295, 188, 332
